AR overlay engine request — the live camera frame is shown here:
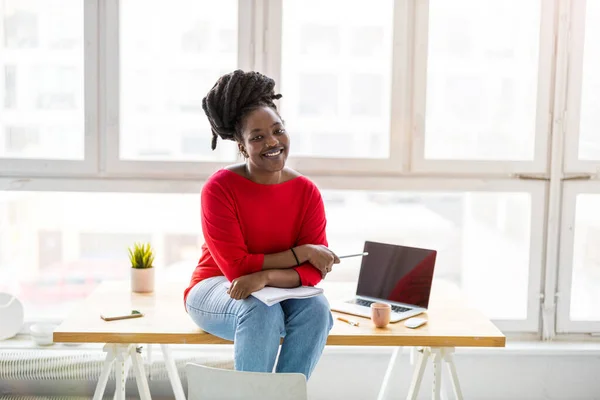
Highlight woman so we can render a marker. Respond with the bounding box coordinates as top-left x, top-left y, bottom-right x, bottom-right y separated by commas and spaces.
184, 70, 340, 379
